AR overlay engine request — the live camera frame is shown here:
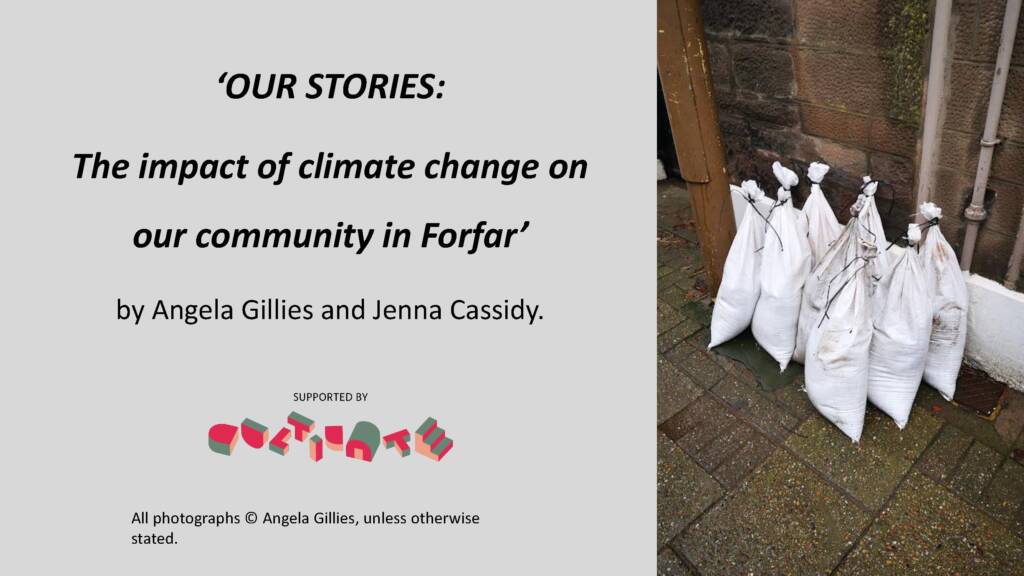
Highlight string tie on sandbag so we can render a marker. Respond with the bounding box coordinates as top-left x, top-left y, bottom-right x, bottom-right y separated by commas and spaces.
740, 179, 783, 253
